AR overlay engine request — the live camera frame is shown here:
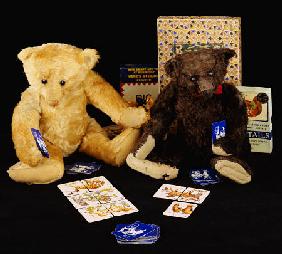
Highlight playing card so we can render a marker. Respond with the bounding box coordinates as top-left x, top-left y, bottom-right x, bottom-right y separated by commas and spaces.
107, 199, 138, 216
78, 204, 113, 223
57, 180, 89, 196
163, 201, 198, 218
153, 184, 186, 200
177, 187, 210, 204
81, 176, 113, 191
67, 192, 92, 209
93, 187, 125, 204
